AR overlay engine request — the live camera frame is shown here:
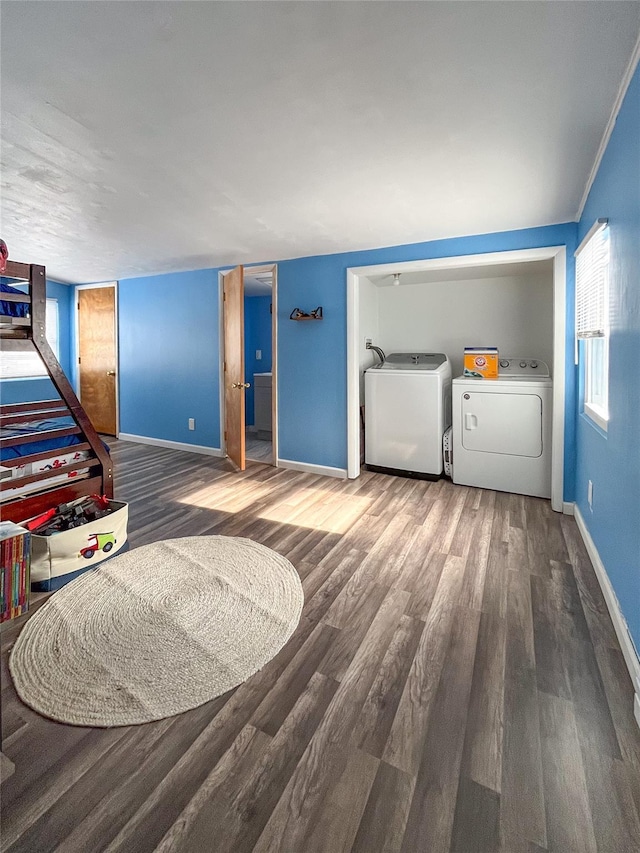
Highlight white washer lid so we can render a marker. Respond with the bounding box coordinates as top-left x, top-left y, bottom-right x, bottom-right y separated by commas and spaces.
375, 352, 447, 371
